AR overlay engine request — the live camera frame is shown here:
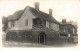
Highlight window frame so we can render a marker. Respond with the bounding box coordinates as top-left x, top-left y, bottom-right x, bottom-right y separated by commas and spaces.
25, 19, 28, 26
11, 21, 15, 27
